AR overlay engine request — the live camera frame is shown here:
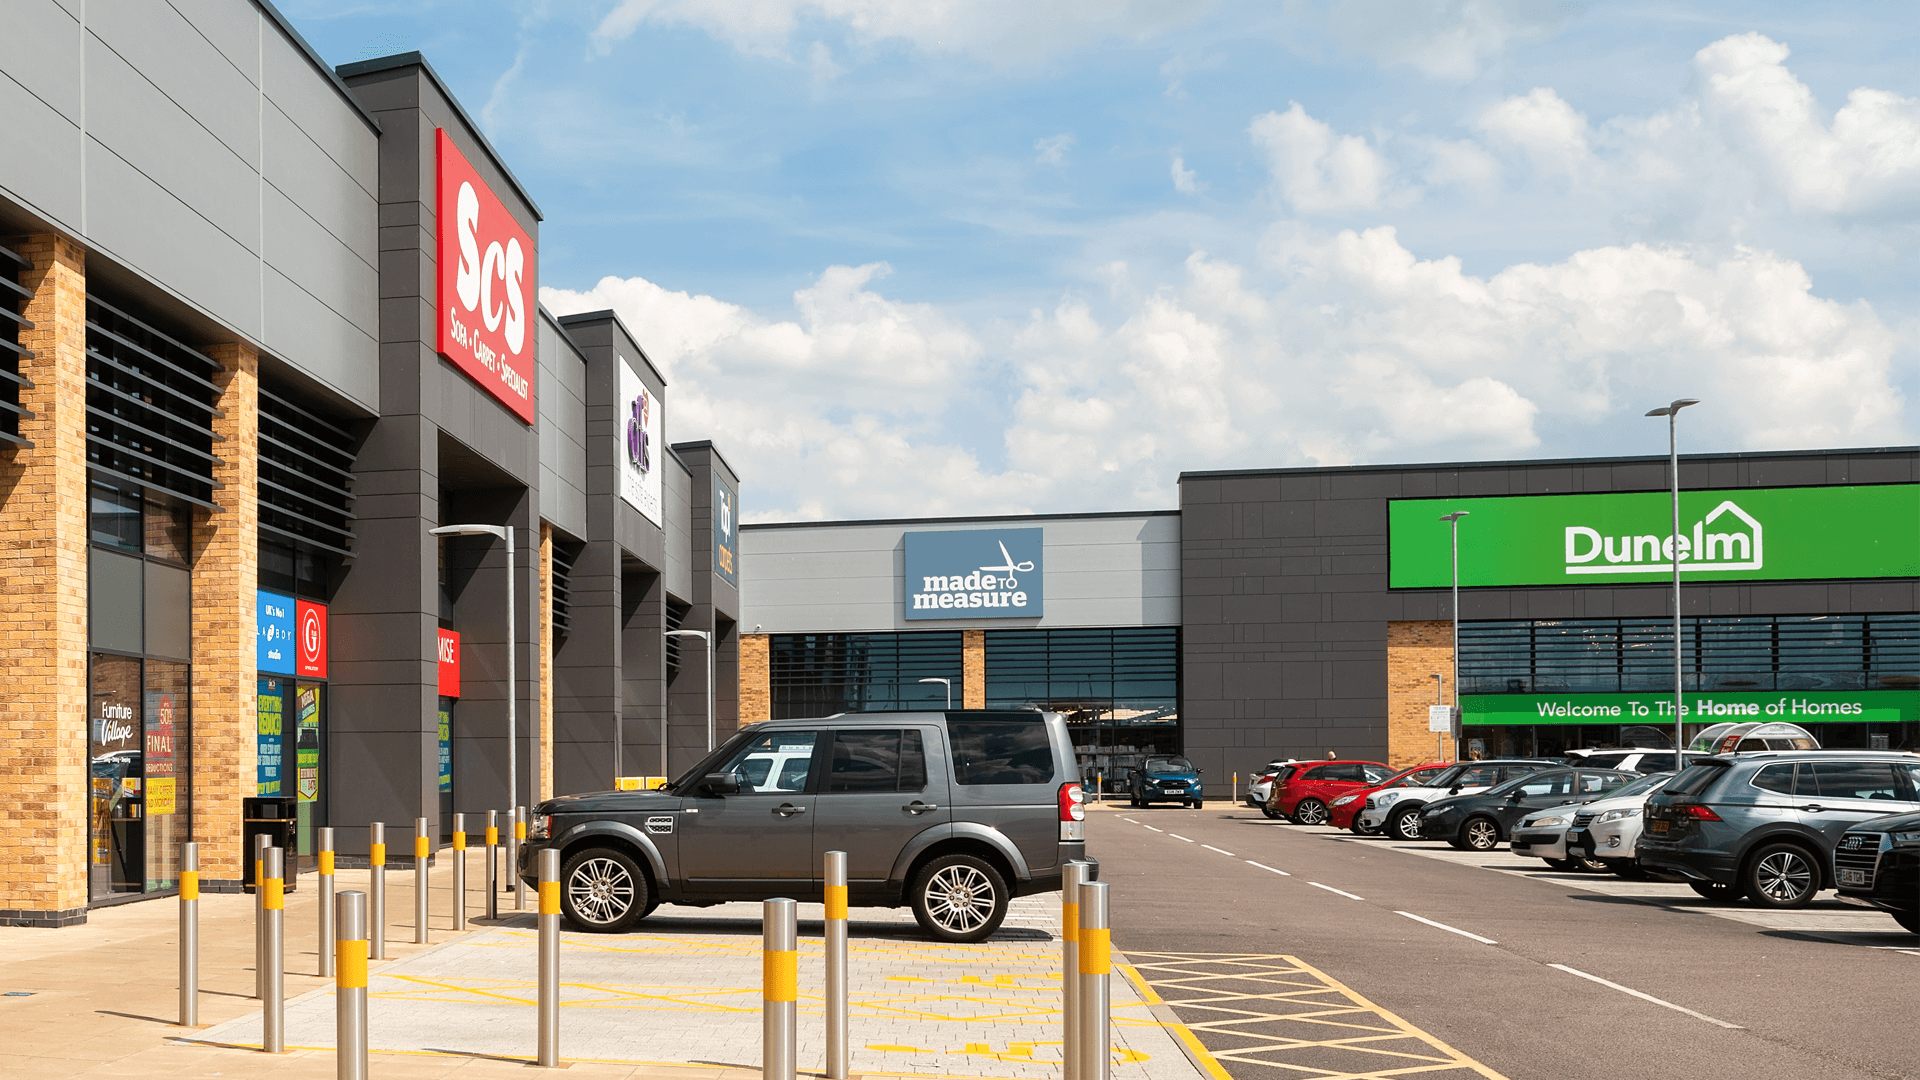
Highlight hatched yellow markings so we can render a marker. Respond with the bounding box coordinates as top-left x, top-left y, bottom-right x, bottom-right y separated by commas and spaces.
1126, 952, 1510, 1080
